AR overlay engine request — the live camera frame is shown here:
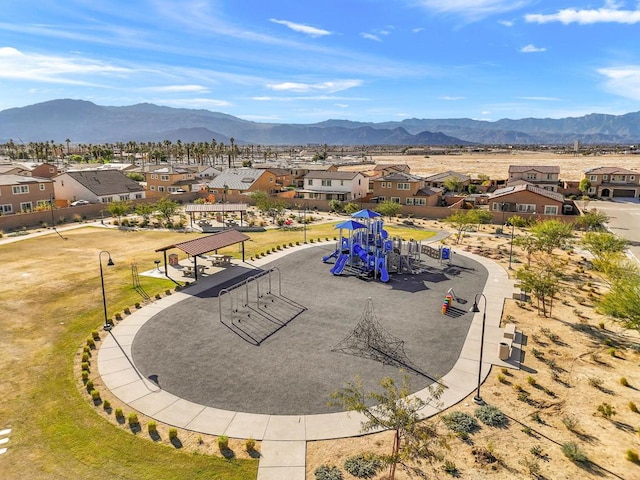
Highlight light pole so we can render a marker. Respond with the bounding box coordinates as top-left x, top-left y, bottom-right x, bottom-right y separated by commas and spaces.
471, 293, 487, 405
99, 250, 115, 331
507, 220, 515, 270
303, 203, 307, 244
